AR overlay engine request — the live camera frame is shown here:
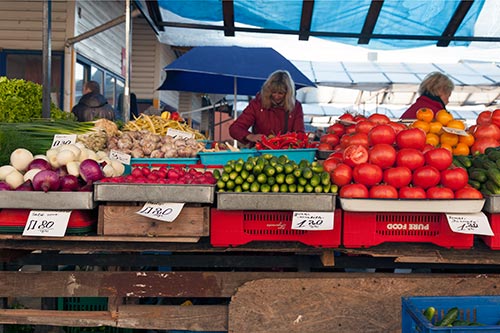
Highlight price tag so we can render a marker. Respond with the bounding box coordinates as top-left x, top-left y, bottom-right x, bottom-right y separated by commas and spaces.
51, 134, 77, 148
23, 210, 71, 237
109, 149, 131, 165
136, 202, 185, 222
446, 212, 494, 236
292, 211, 334, 230
442, 127, 468, 136
166, 128, 194, 139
